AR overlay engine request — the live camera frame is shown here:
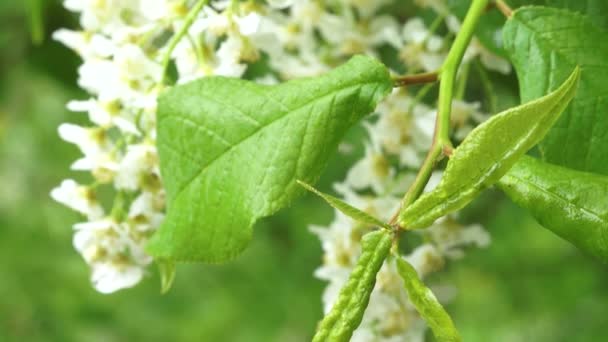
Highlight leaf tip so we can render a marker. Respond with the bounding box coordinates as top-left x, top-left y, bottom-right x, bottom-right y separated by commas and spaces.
157, 259, 176, 294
